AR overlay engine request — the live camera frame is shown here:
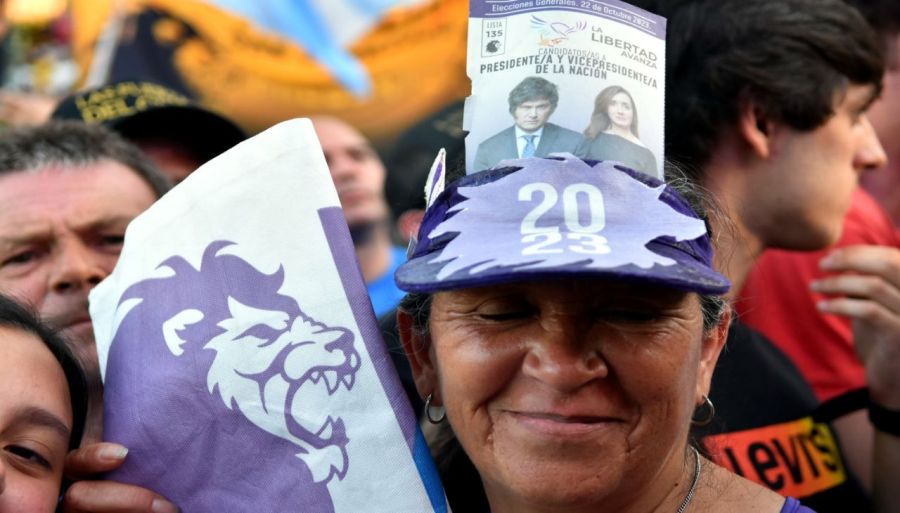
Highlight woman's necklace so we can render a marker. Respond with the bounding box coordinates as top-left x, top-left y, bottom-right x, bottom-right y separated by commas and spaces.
676, 446, 701, 513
